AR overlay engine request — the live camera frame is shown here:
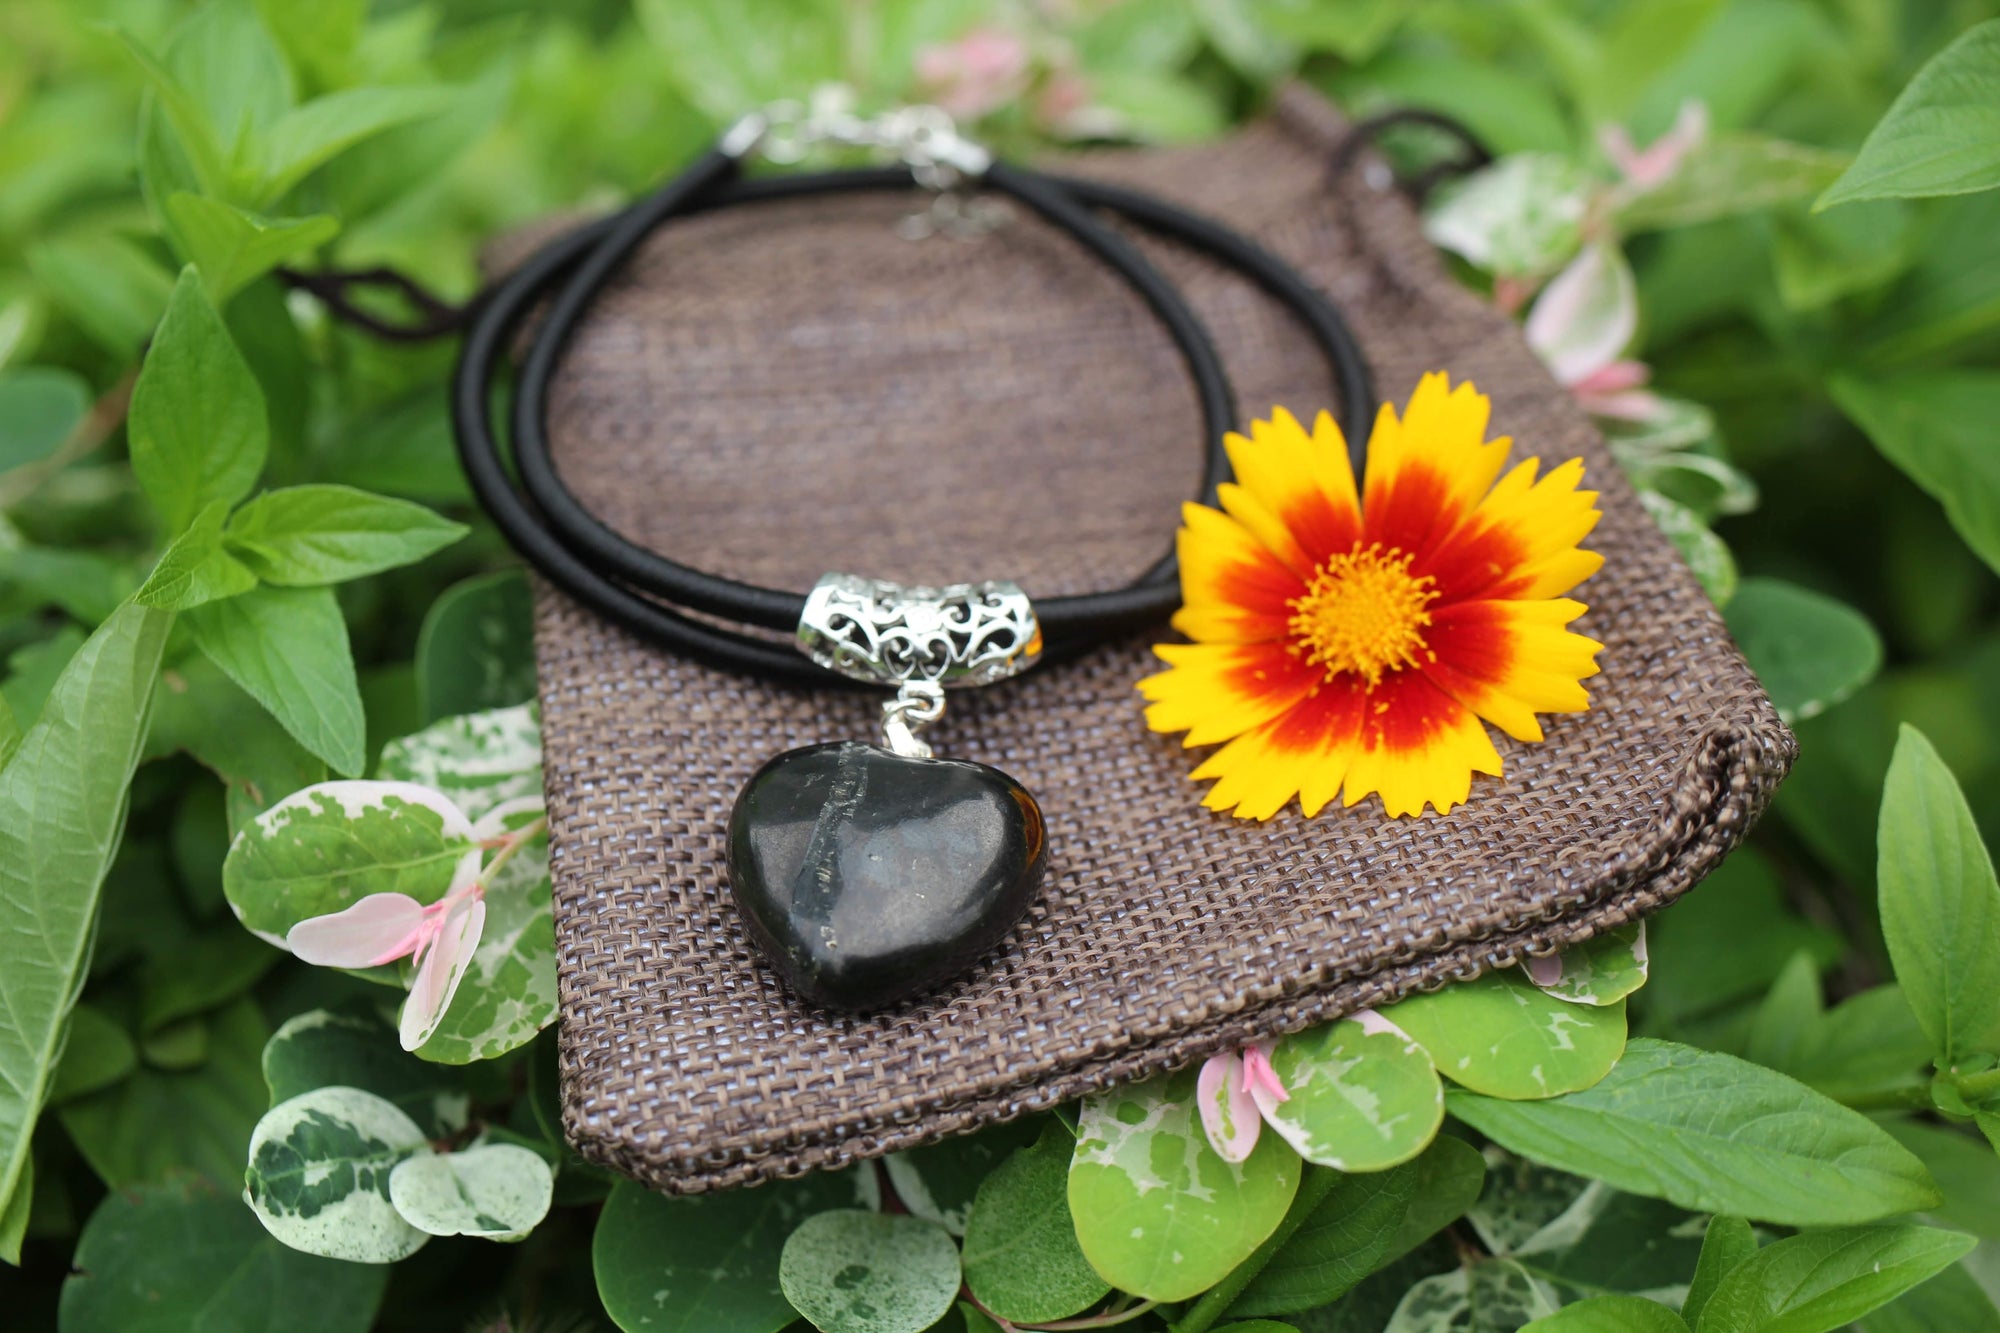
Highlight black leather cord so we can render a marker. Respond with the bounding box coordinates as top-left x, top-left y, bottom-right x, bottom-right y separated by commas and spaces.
452, 147, 1377, 685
